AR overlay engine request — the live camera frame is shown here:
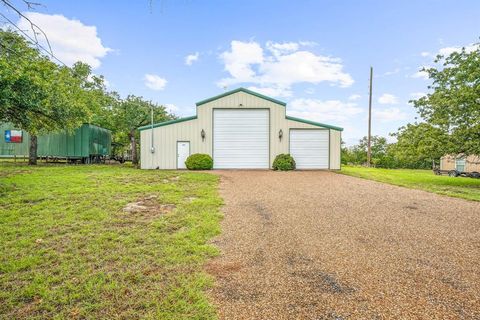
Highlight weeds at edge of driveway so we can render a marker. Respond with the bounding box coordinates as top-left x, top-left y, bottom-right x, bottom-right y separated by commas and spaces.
0, 163, 223, 320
